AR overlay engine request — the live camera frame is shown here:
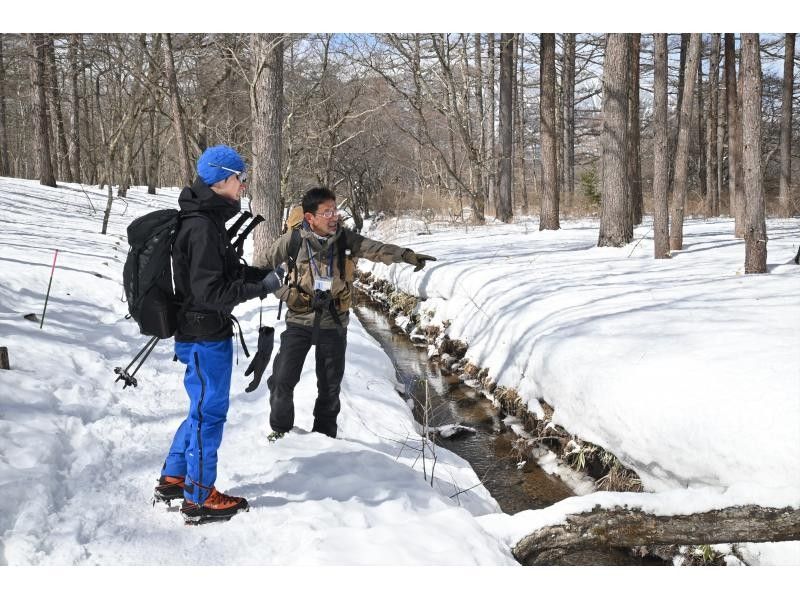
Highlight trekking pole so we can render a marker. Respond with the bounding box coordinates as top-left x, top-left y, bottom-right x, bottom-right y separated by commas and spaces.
40, 249, 59, 329
114, 336, 160, 389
